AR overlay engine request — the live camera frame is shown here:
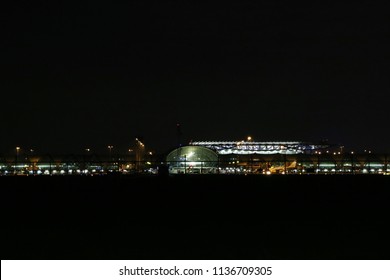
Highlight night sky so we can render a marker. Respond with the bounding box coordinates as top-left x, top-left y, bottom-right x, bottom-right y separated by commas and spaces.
2, 1, 389, 155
